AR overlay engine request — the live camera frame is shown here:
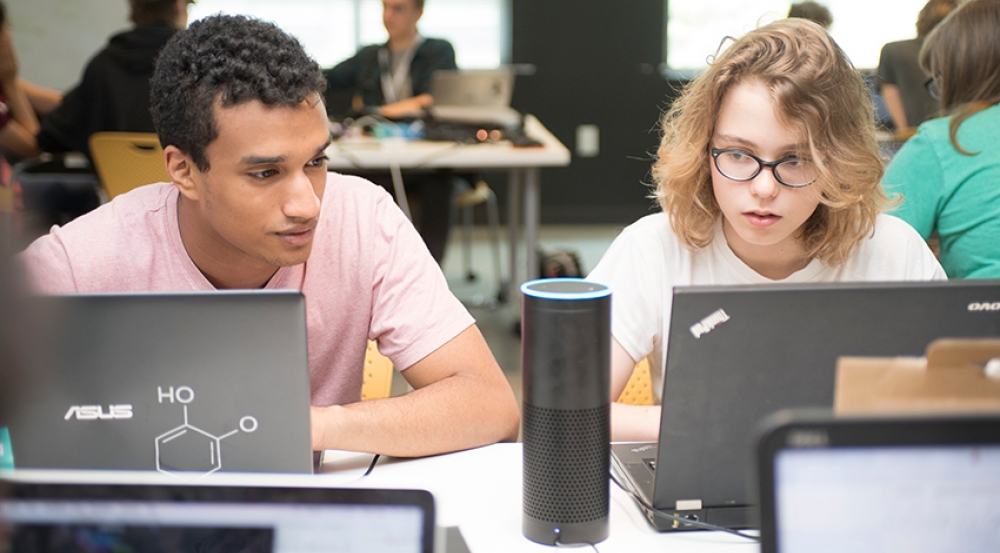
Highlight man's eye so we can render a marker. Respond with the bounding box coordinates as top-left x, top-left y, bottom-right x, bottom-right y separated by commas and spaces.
307, 156, 329, 168
249, 169, 277, 179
